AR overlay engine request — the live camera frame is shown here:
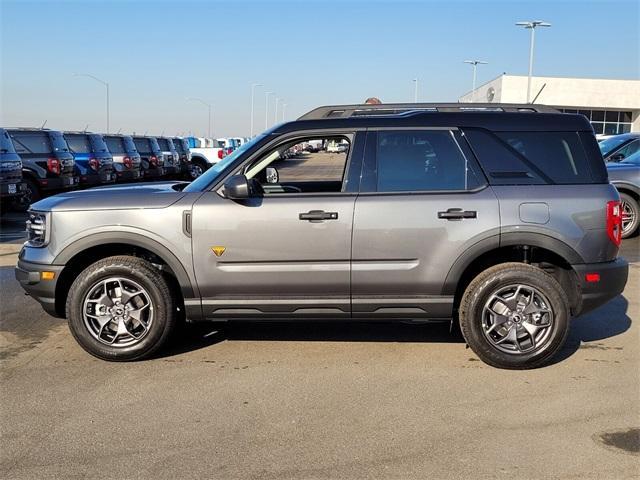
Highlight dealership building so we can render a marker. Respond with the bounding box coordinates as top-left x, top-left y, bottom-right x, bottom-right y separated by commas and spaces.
458, 75, 640, 135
